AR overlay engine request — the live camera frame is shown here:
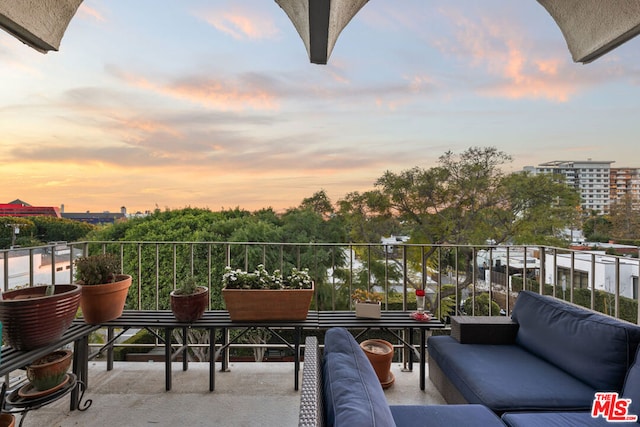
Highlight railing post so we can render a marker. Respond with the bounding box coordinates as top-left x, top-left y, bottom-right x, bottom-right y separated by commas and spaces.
590, 253, 596, 310
615, 257, 620, 319
539, 247, 546, 295
2, 251, 8, 291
